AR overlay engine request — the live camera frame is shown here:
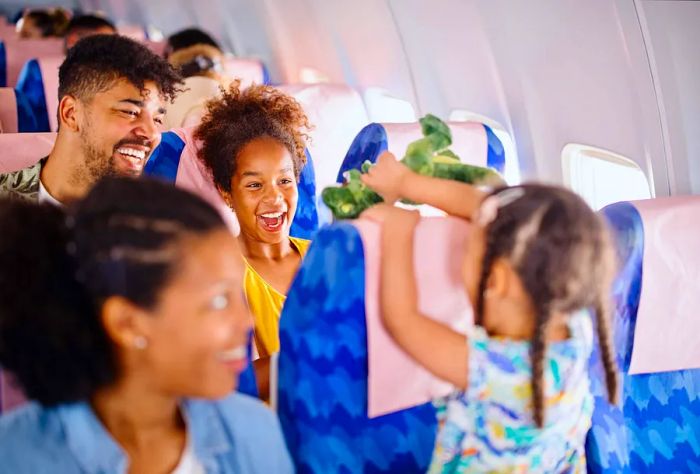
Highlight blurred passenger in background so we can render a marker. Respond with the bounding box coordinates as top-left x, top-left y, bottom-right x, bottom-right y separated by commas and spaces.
16, 7, 70, 39
164, 27, 223, 59
165, 42, 230, 128
63, 14, 117, 52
